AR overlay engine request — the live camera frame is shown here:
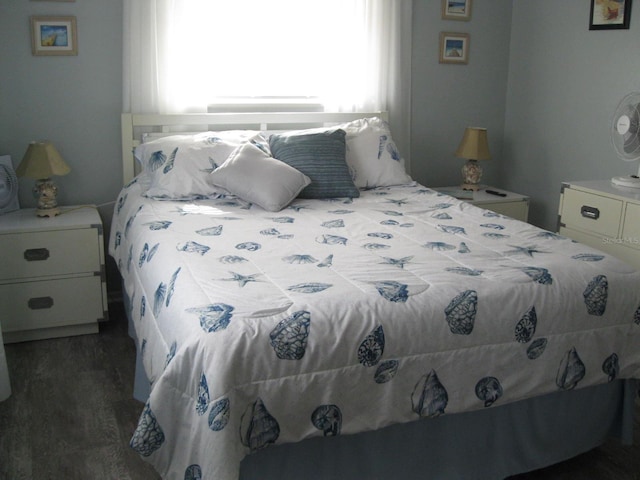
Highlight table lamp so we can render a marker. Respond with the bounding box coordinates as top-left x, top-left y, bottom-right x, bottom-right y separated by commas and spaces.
16, 141, 71, 217
455, 127, 491, 191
